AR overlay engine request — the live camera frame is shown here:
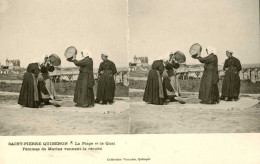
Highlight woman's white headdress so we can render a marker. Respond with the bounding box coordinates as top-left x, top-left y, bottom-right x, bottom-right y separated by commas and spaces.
82, 49, 92, 58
